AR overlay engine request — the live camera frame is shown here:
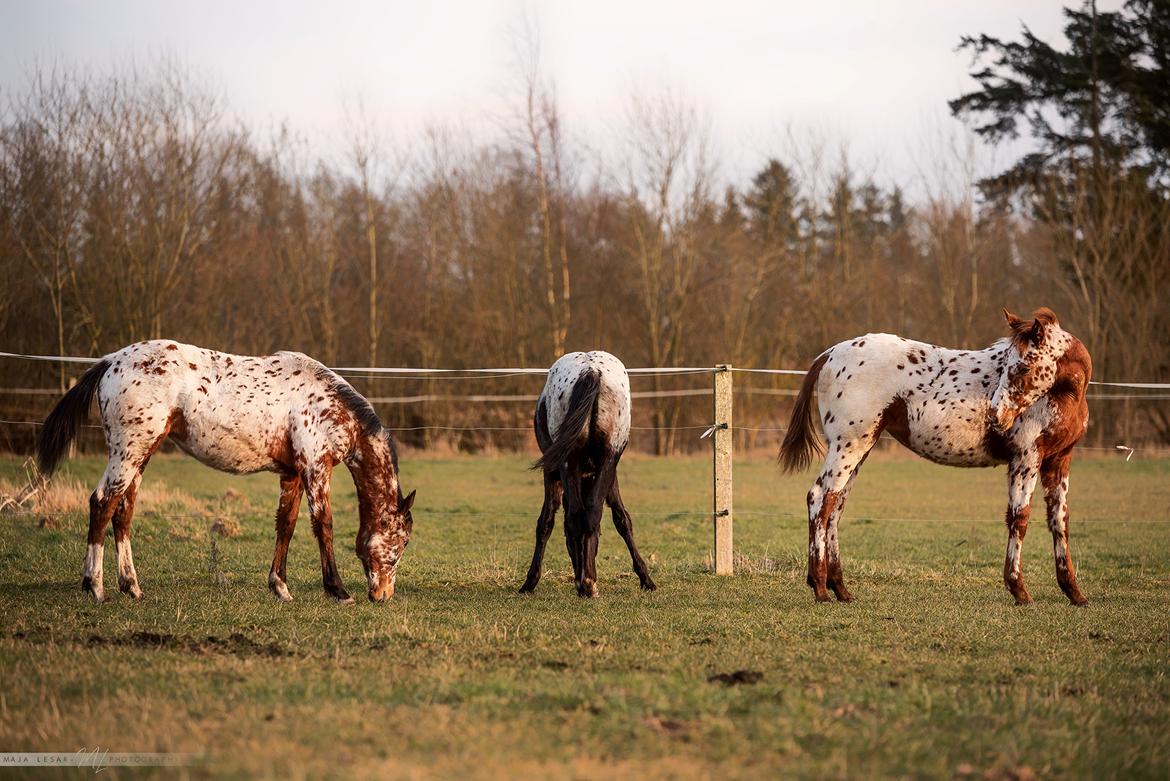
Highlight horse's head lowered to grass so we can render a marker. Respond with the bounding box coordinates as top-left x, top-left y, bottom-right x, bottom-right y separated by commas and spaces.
989, 307, 1085, 434
342, 418, 417, 603
356, 483, 416, 603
